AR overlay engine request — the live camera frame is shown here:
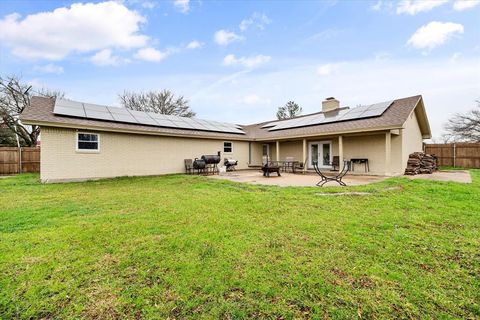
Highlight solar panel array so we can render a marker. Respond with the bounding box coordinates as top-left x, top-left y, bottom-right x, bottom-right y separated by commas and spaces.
262, 100, 394, 131
53, 99, 245, 134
